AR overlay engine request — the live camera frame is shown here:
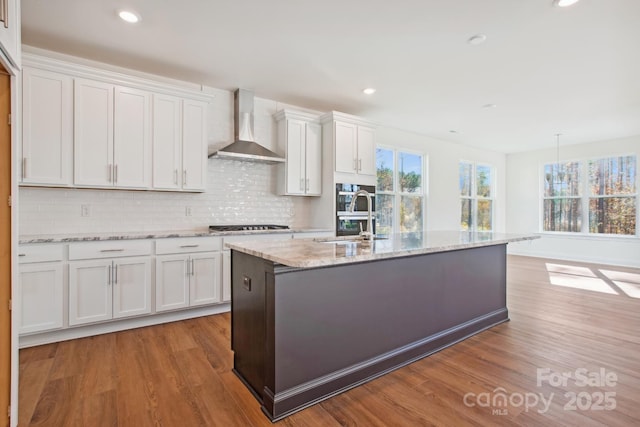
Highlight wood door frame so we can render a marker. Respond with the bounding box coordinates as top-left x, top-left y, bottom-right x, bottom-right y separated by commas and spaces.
0, 67, 11, 427
0, 50, 19, 427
